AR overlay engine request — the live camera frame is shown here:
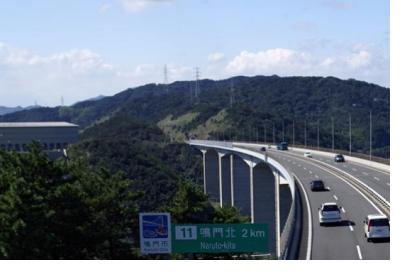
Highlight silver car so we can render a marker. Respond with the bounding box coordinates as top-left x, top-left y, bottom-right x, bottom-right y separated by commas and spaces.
318, 202, 342, 225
